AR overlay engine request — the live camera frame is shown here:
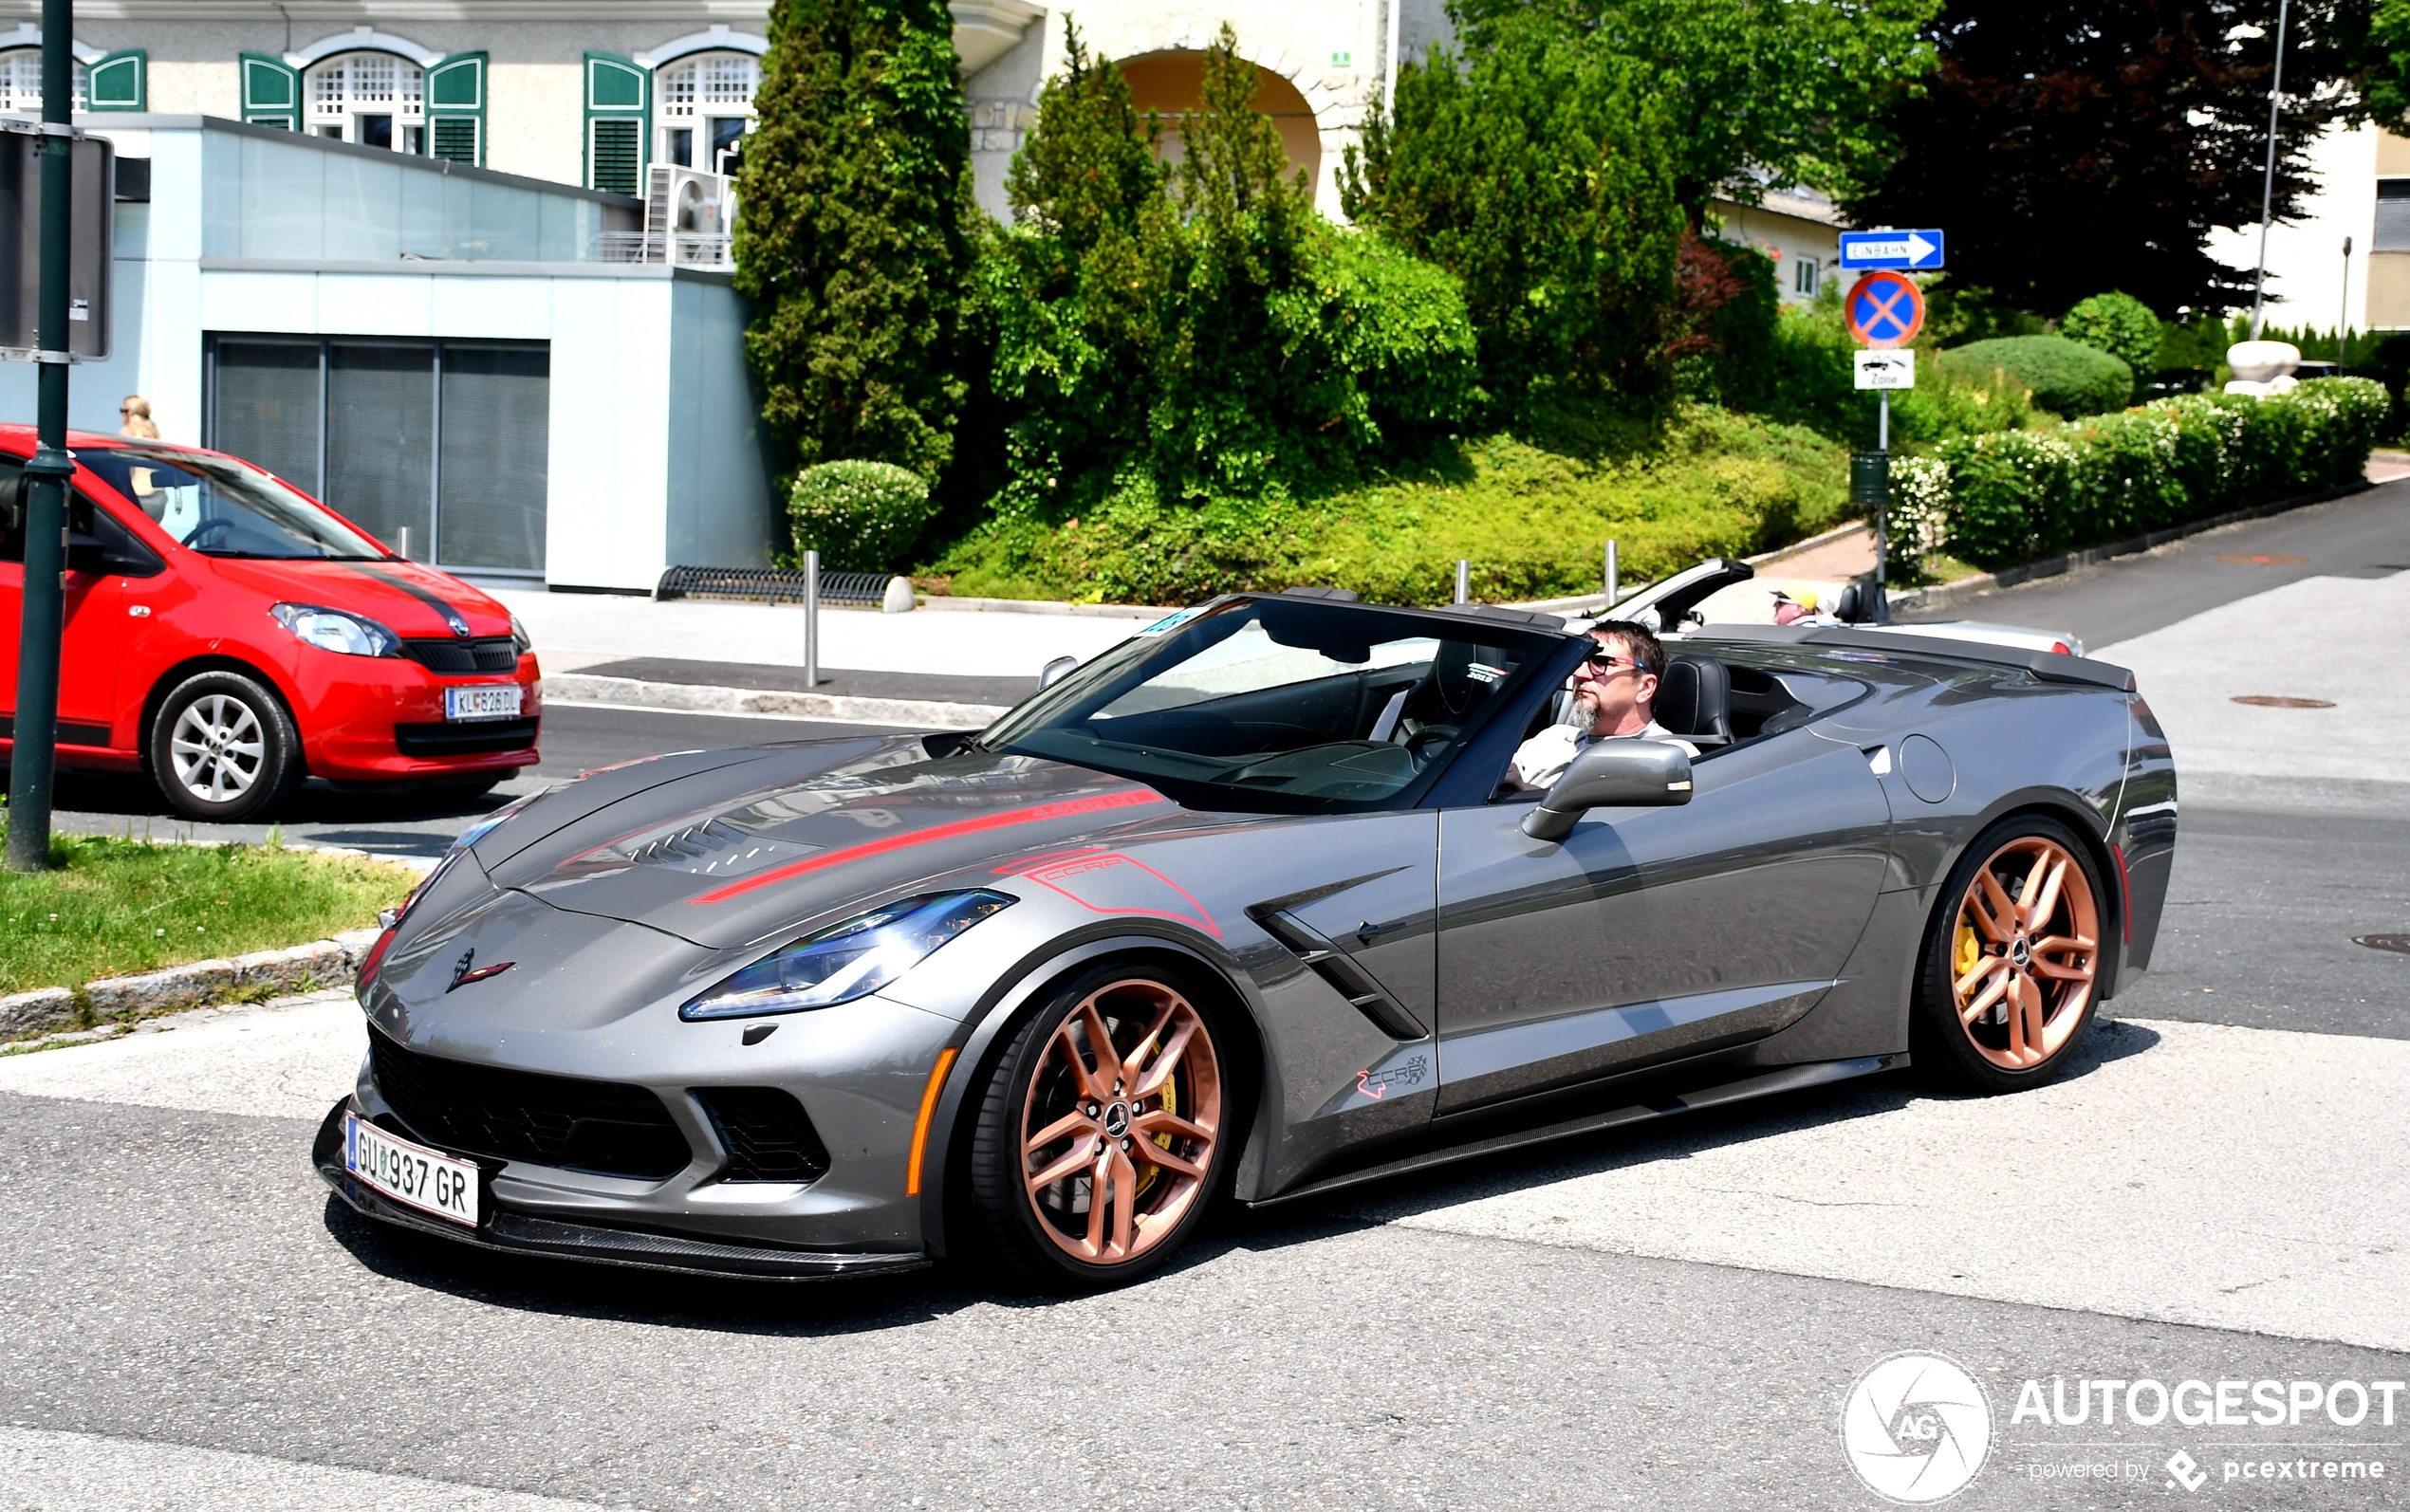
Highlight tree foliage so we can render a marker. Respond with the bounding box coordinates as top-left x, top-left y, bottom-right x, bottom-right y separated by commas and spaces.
1447, 0, 1939, 220
981, 25, 1476, 514
733, 0, 976, 483
2062, 291, 2164, 397
1340, 13, 1685, 407
1849, 1, 2377, 317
